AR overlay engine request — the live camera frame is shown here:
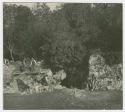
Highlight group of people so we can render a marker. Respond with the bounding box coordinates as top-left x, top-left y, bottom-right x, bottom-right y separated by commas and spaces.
4, 57, 43, 72
22, 57, 37, 72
